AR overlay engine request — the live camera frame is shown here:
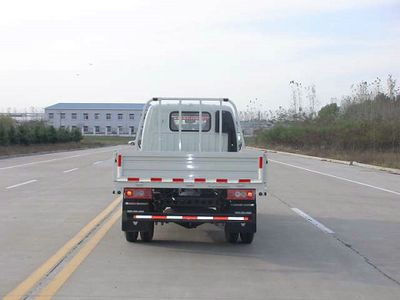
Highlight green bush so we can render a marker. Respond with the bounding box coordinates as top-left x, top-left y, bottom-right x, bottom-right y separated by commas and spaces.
71, 128, 82, 142
0, 117, 83, 146
255, 94, 400, 153
0, 116, 15, 145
